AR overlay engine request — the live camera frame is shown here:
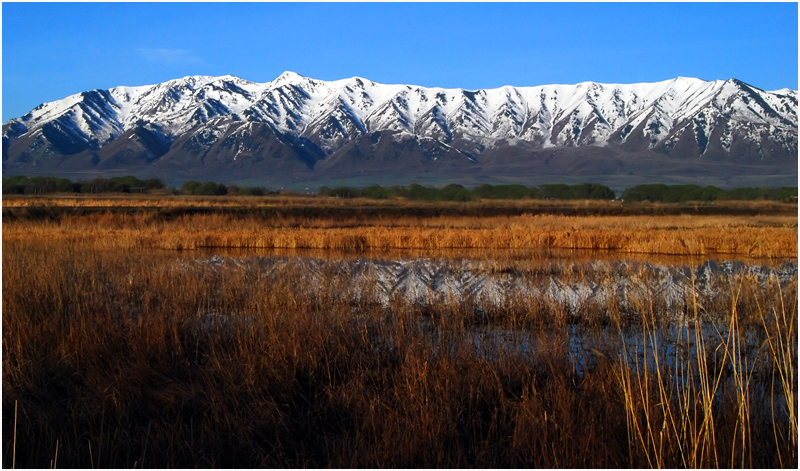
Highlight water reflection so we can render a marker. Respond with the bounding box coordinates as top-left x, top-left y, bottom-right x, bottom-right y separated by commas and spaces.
178, 248, 796, 421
